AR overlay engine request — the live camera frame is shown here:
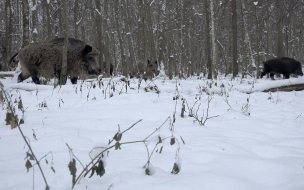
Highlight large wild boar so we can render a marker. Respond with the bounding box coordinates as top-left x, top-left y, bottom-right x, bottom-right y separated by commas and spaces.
9, 38, 101, 84
260, 57, 303, 80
